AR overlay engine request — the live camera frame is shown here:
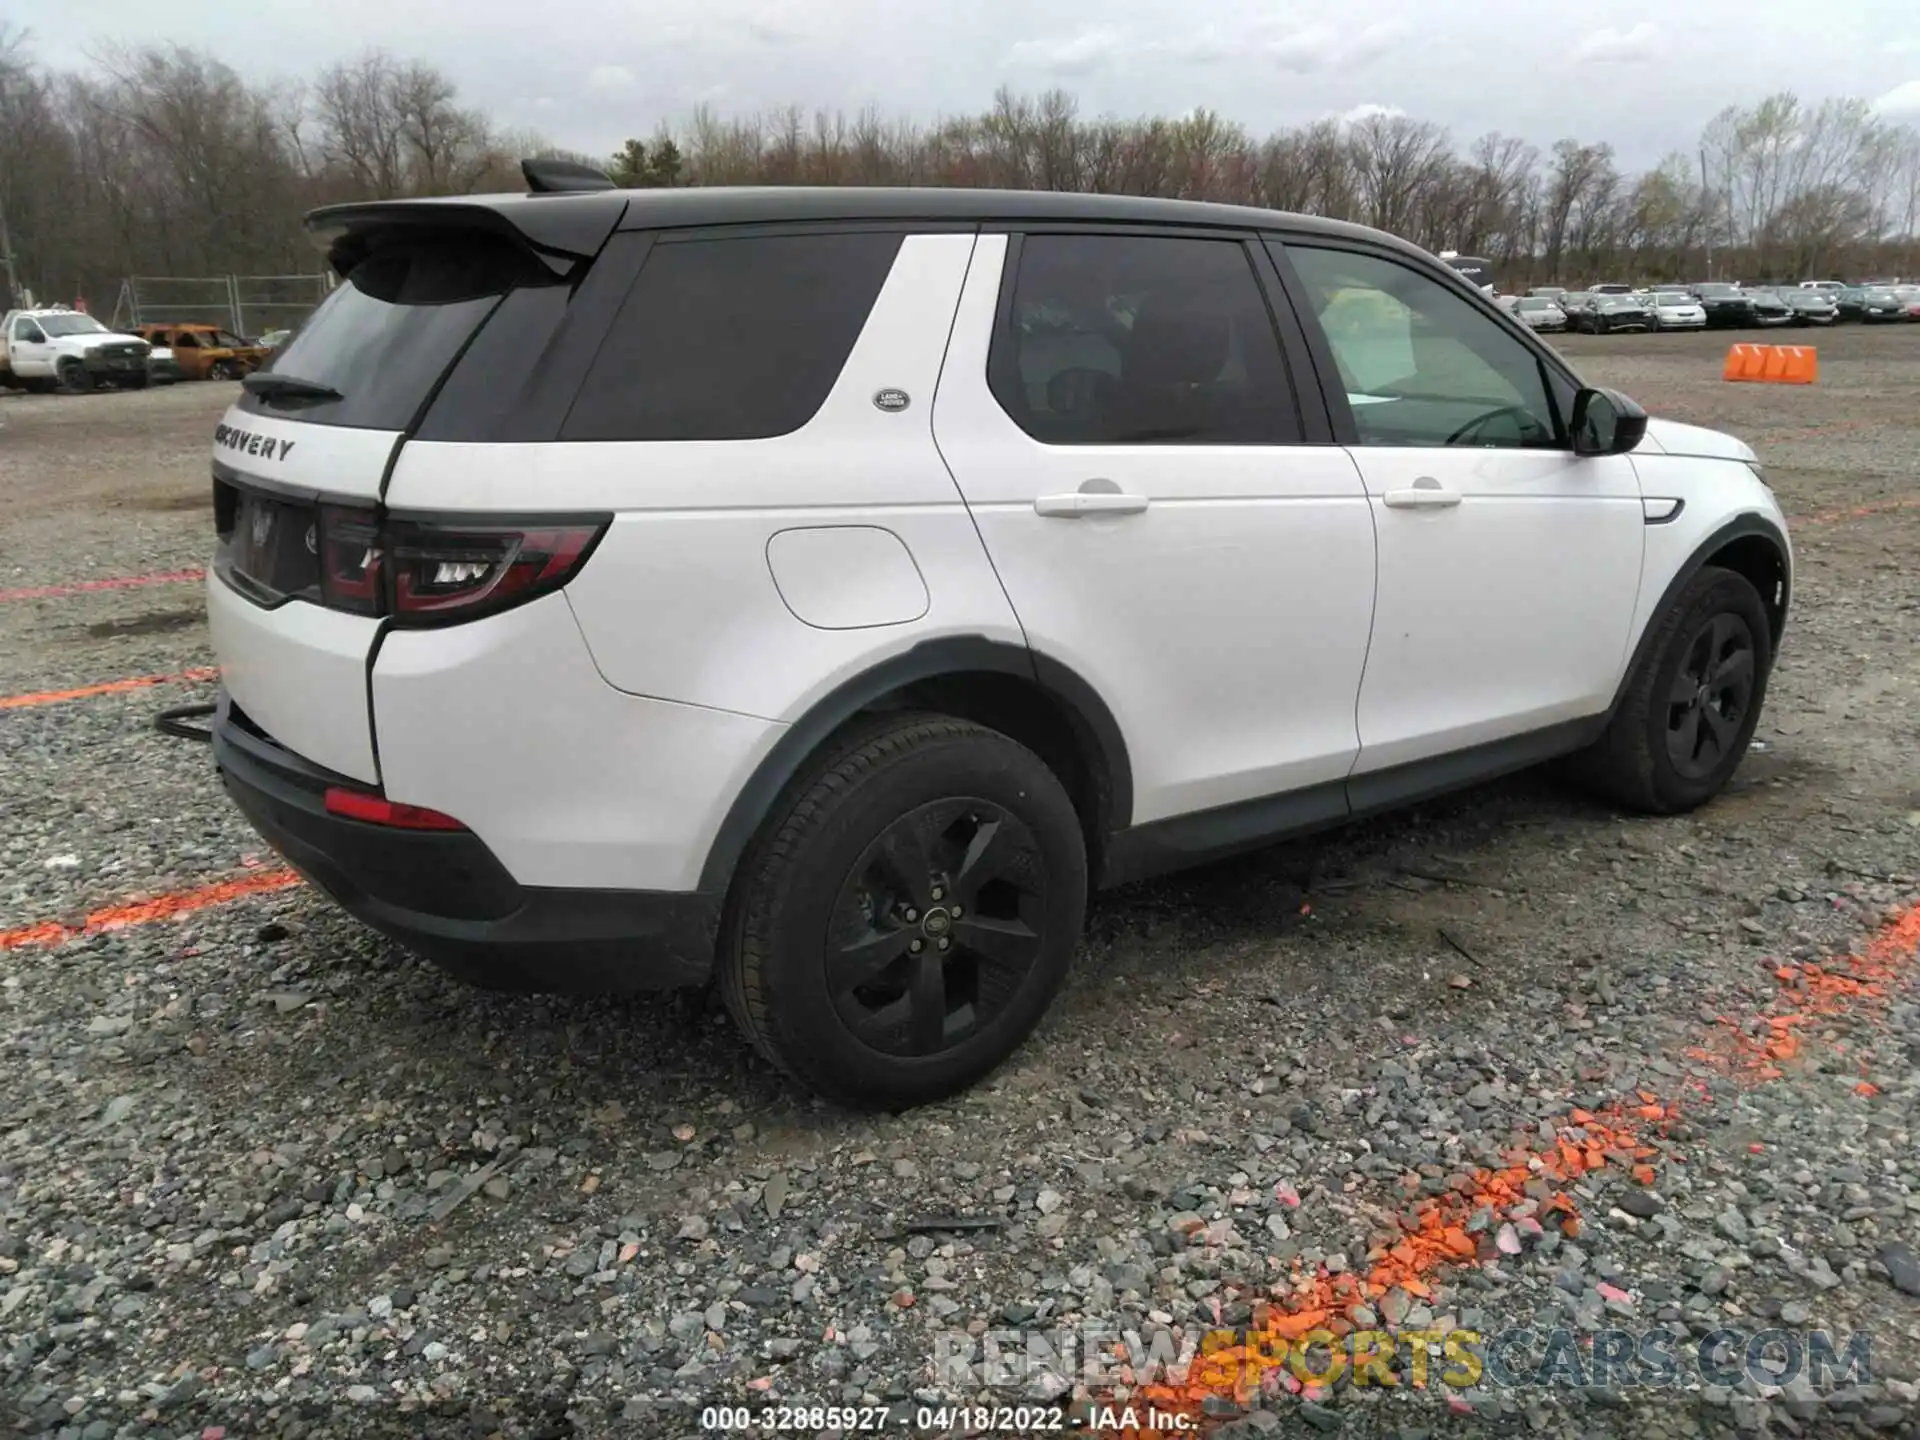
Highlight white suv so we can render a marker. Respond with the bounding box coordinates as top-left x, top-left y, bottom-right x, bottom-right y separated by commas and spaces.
206, 166, 1791, 1109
